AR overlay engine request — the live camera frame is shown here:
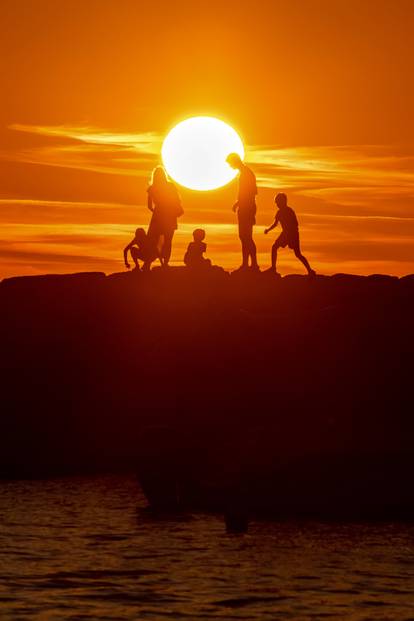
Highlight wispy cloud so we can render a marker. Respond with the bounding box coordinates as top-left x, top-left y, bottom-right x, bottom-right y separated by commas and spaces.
8, 124, 163, 152
0, 198, 144, 224
1, 125, 414, 277
5, 125, 414, 210
249, 145, 414, 206
4, 124, 163, 177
